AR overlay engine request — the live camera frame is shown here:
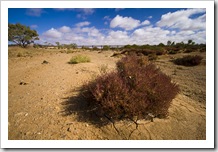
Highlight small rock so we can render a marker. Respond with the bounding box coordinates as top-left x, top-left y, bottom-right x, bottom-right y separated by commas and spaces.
25, 113, 28, 116
42, 60, 49, 64
85, 124, 89, 127
67, 127, 71, 132
19, 81, 28, 85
